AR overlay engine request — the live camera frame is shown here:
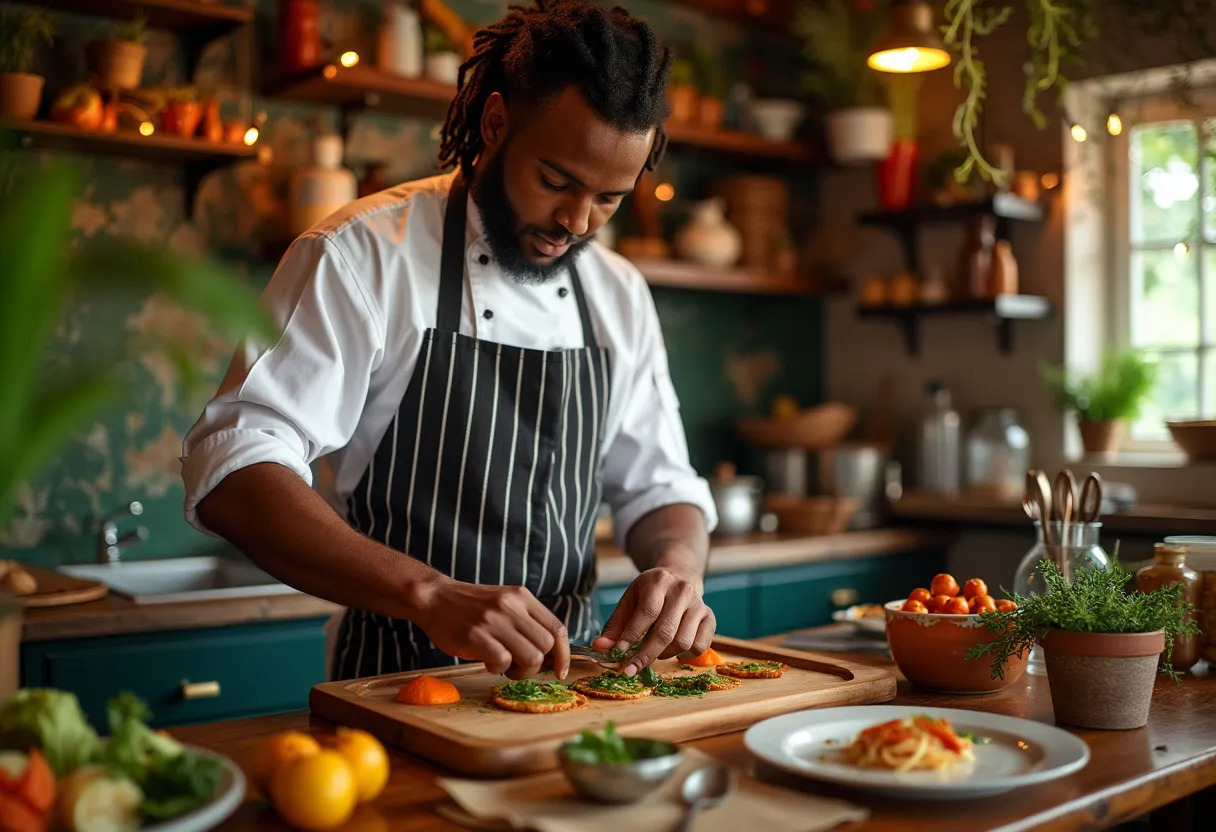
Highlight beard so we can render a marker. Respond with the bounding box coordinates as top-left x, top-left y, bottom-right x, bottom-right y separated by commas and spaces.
470, 143, 593, 285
